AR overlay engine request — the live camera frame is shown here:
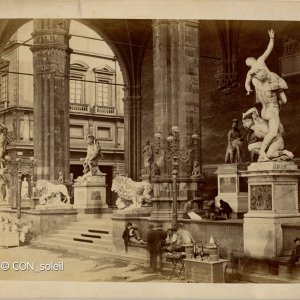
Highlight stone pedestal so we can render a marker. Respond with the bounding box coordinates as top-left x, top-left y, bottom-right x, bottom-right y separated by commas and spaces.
73, 175, 108, 214
242, 161, 300, 258
150, 176, 204, 221
215, 164, 248, 218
